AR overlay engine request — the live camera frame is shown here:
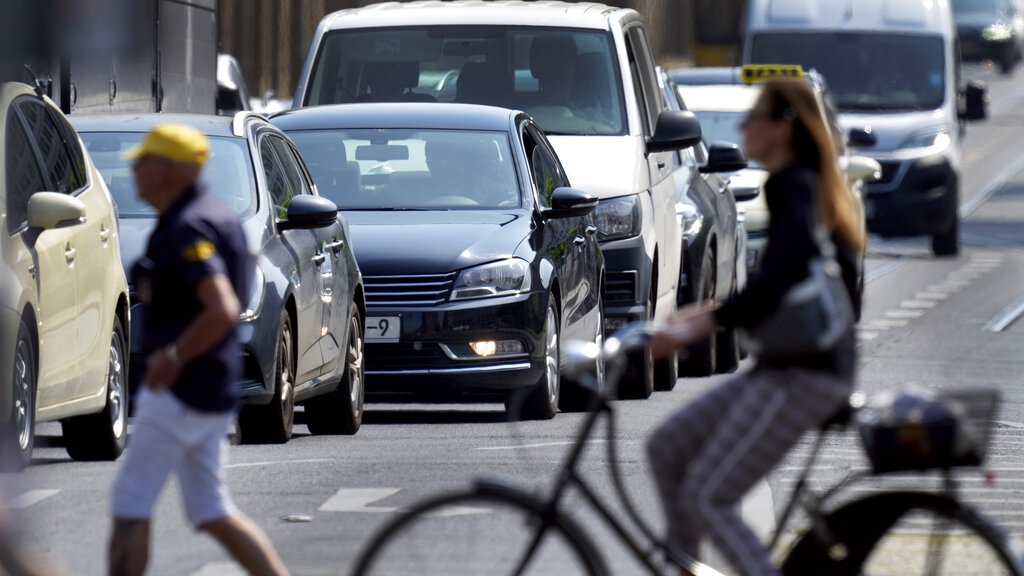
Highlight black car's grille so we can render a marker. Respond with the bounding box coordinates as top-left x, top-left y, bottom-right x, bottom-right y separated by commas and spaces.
364, 272, 458, 307
604, 271, 637, 305
875, 161, 901, 186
